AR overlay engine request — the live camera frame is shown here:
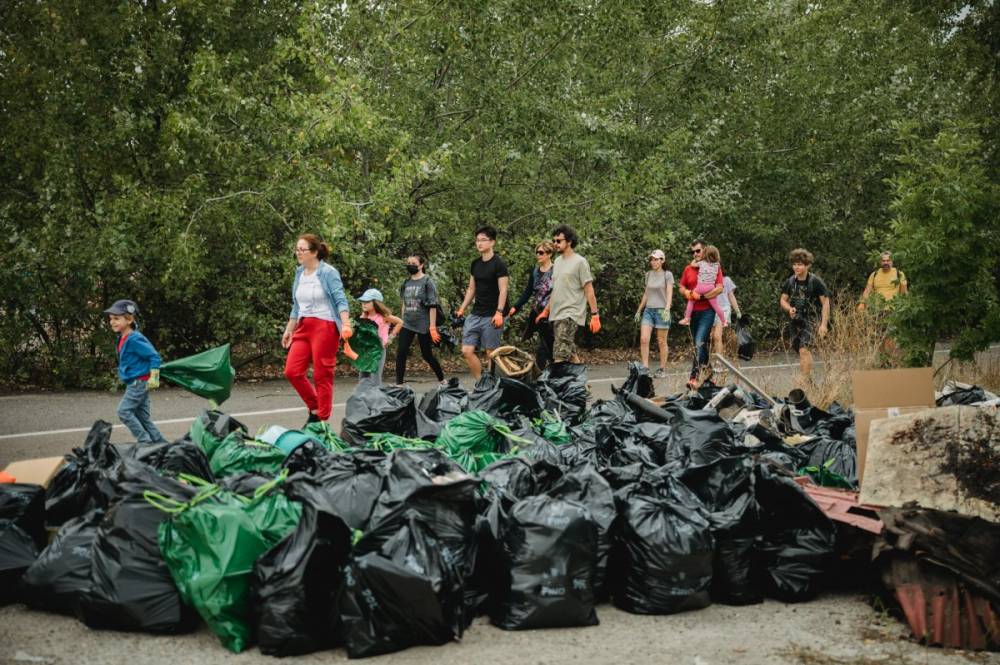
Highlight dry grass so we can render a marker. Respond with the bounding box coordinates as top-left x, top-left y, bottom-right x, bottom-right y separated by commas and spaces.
761, 295, 890, 408
935, 352, 1000, 393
